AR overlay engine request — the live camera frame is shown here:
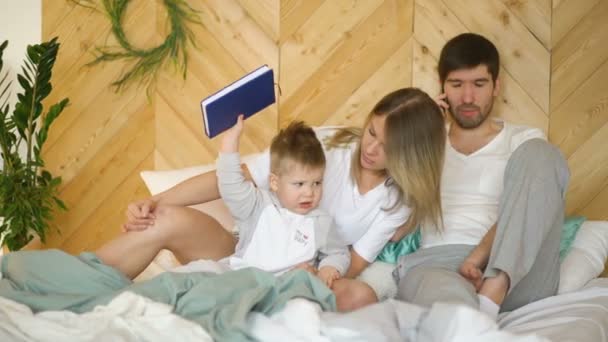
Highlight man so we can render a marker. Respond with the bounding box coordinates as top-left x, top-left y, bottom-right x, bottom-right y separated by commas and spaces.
394, 33, 569, 319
